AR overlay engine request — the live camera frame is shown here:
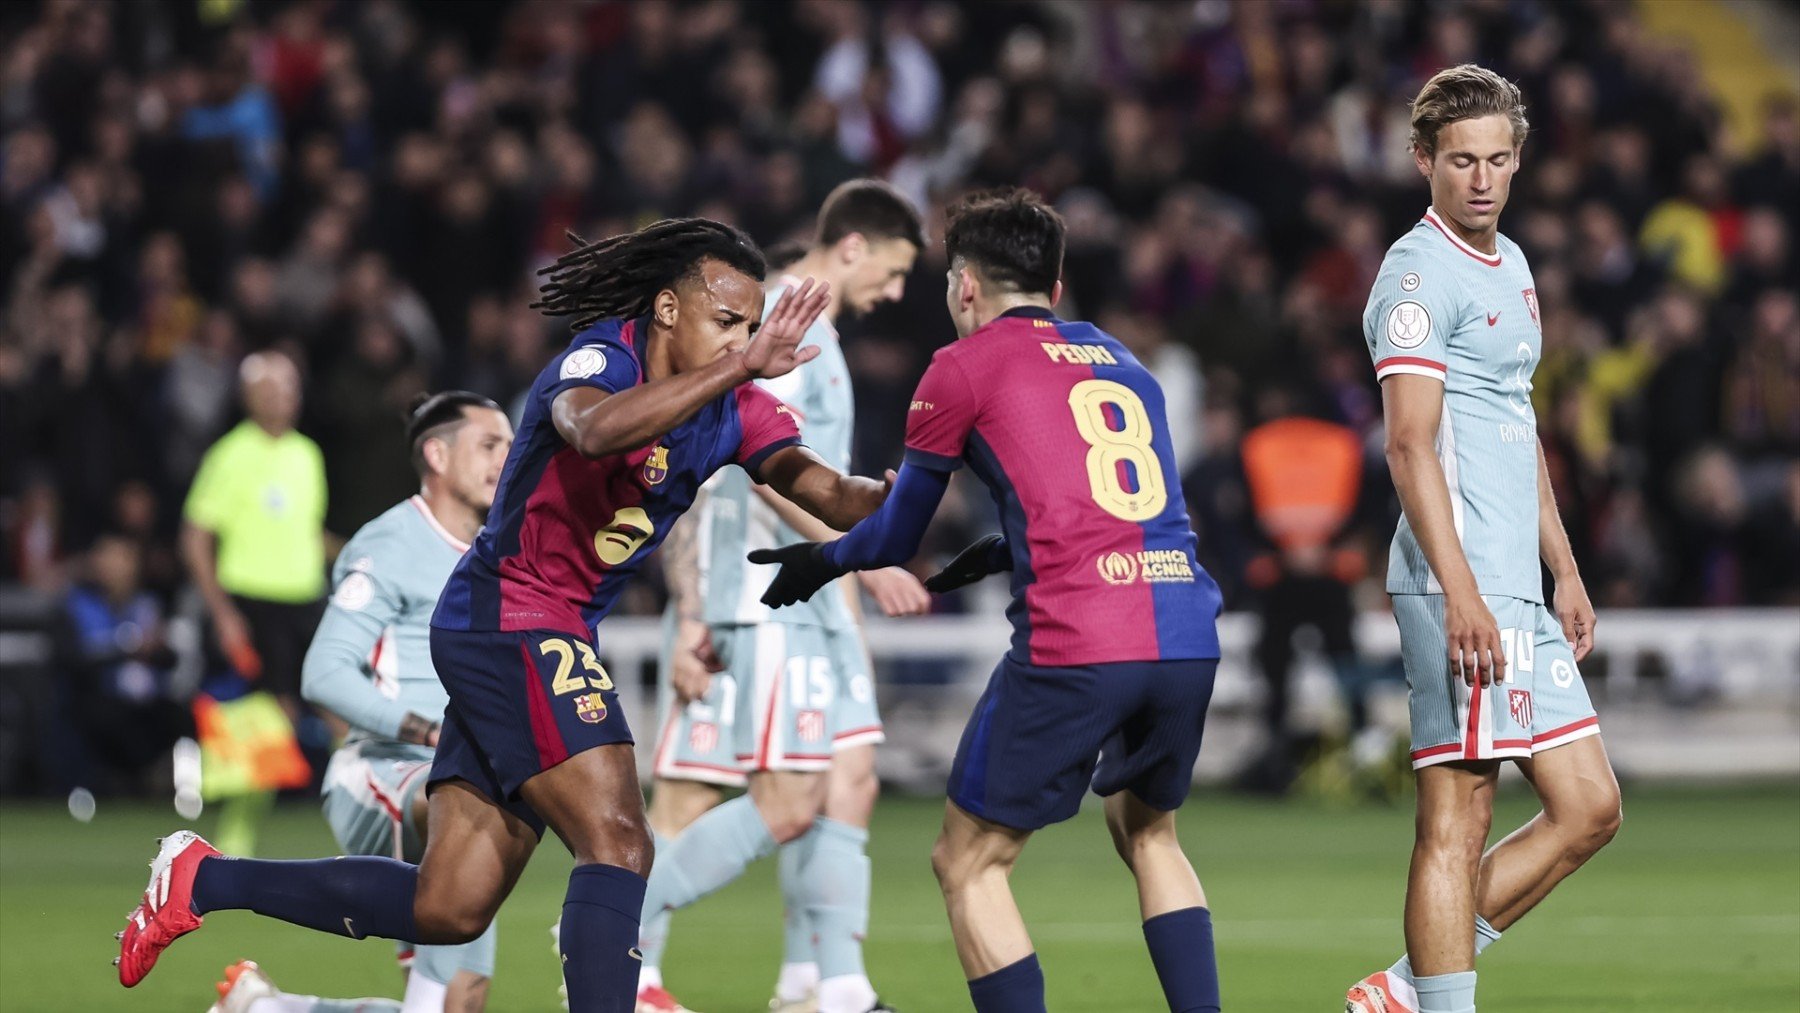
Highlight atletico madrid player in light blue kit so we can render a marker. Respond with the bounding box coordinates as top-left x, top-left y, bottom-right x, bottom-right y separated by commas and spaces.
1346, 65, 1621, 1013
